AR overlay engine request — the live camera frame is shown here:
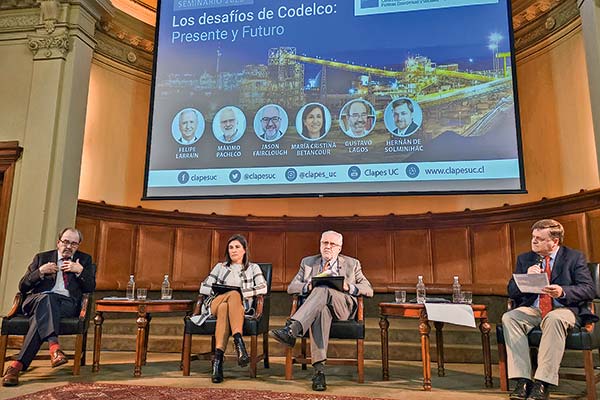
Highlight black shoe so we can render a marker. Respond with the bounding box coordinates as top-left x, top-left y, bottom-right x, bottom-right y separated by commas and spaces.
211, 352, 224, 384
233, 334, 249, 368
269, 324, 296, 348
312, 370, 327, 391
526, 381, 550, 400
509, 378, 532, 400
